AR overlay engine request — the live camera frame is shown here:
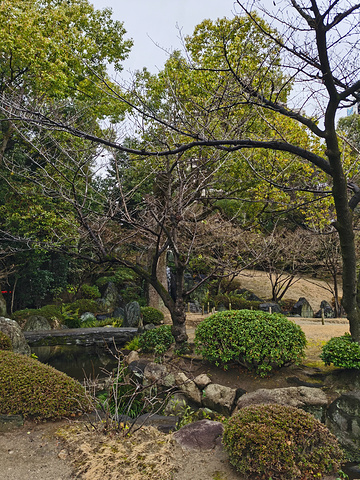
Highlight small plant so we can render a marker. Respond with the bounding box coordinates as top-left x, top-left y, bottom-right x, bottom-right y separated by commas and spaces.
138, 325, 175, 356
222, 404, 344, 480
111, 317, 123, 327
0, 331, 12, 351
124, 336, 140, 351
96, 365, 144, 420
195, 310, 306, 376
61, 305, 81, 328
320, 333, 360, 369
141, 306, 164, 325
